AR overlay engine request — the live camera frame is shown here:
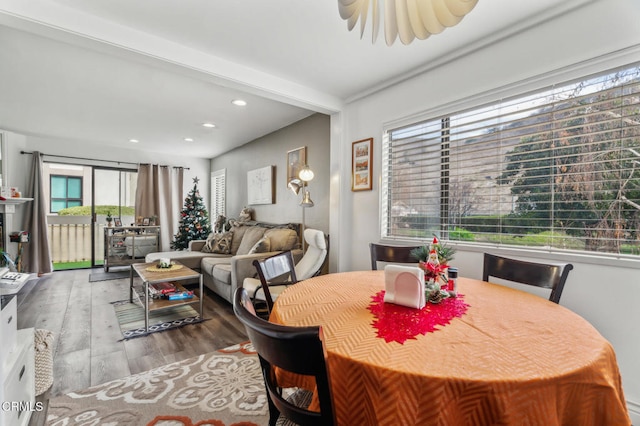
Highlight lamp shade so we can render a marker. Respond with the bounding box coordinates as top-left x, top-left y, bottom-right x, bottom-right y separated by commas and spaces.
288, 179, 302, 195
299, 165, 314, 182
300, 189, 314, 207
338, 0, 478, 46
